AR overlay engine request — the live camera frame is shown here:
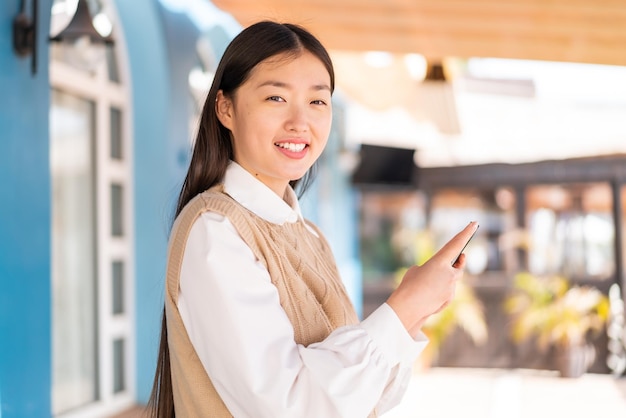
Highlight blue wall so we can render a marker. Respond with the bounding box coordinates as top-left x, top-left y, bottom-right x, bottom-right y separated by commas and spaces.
0, 1, 53, 417
113, 0, 174, 404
